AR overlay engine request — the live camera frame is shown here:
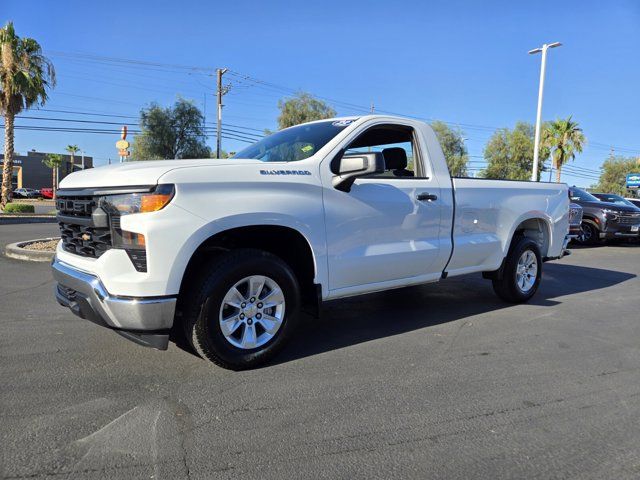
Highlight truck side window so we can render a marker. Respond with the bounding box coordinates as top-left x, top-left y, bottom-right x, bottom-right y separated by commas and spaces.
343, 125, 418, 178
